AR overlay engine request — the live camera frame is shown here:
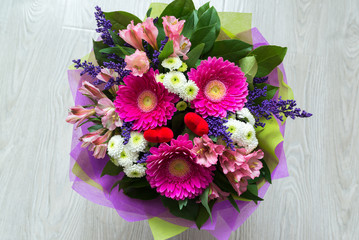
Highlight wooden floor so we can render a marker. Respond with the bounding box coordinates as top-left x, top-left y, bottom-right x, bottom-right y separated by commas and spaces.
1, 0, 358, 239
